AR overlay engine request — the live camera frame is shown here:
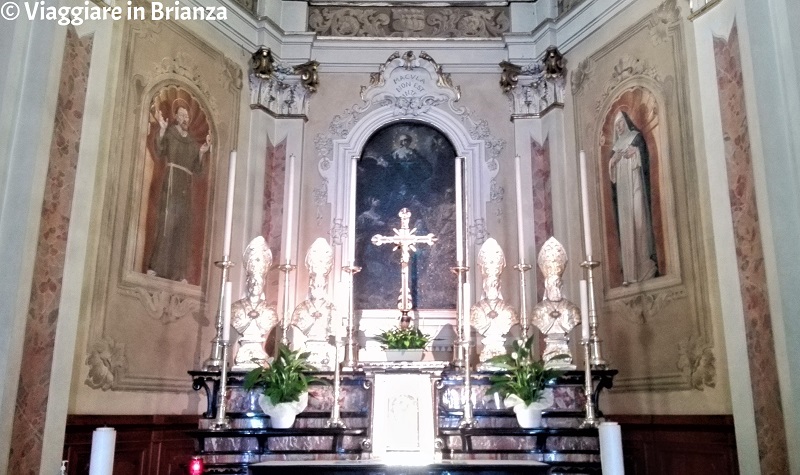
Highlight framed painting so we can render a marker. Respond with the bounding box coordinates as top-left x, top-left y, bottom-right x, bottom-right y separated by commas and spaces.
353, 122, 457, 311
